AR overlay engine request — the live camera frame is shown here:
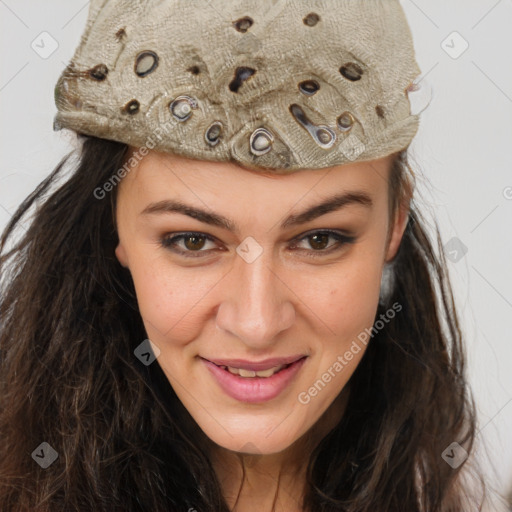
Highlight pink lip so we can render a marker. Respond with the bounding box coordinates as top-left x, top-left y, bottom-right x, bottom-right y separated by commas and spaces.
202, 355, 305, 371
201, 356, 308, 403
